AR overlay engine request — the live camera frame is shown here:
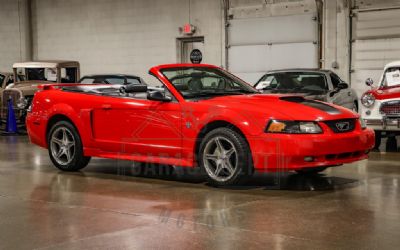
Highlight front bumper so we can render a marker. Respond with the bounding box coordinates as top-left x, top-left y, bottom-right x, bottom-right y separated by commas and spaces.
249, 128, 375, 172
364, 117, 400, 131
